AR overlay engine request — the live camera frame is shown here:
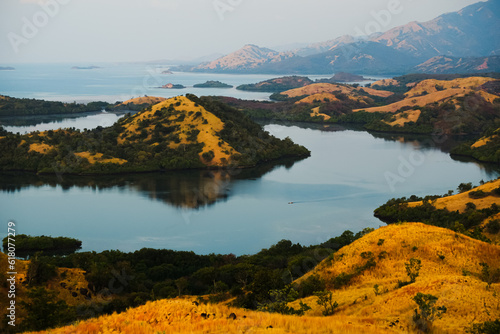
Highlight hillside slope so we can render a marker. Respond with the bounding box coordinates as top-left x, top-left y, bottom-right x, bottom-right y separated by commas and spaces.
0, 95, 310, 174
26, 223, 500, 334
357, 77, 500, 135
295, 222, 500, 333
